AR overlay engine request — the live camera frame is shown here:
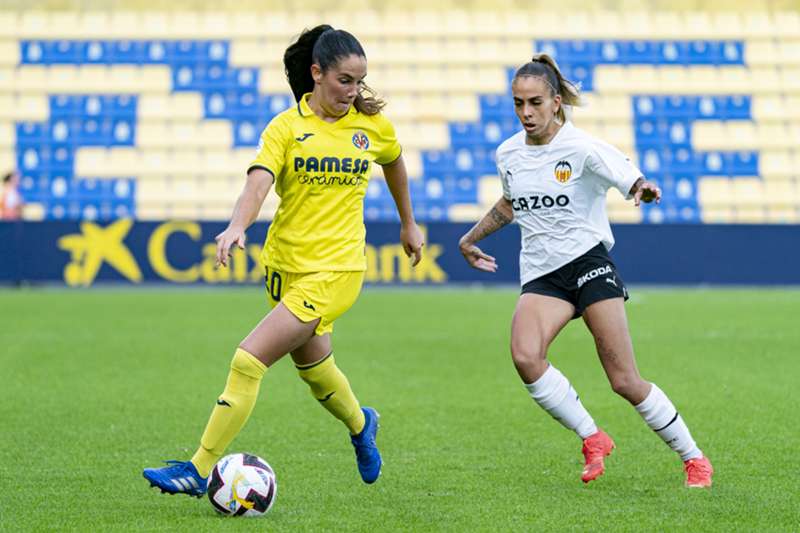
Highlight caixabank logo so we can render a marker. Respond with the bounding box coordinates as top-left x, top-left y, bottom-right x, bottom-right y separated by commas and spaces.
55, 220, 446, 286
